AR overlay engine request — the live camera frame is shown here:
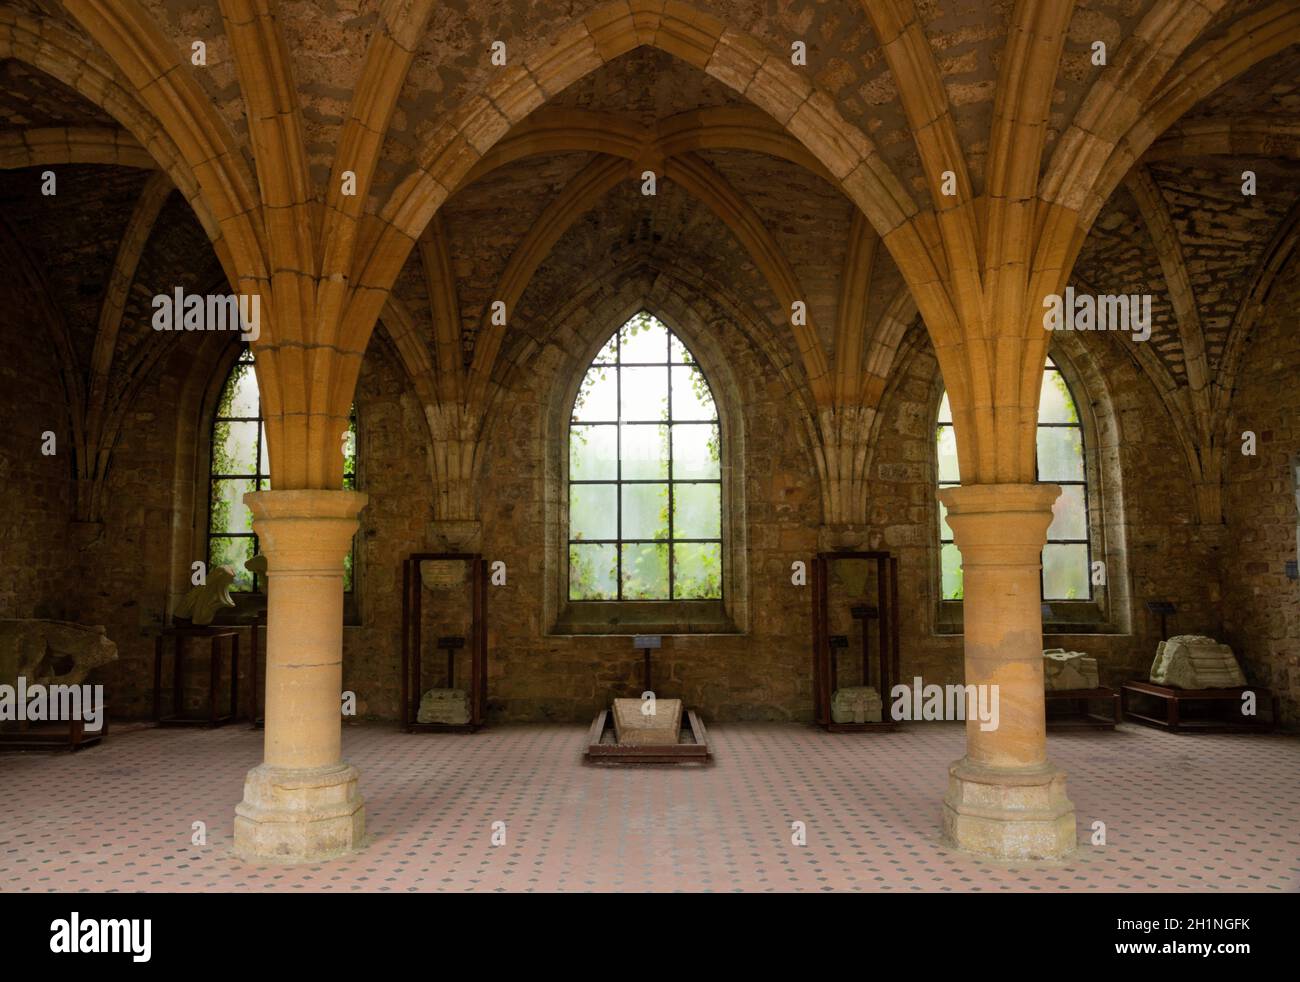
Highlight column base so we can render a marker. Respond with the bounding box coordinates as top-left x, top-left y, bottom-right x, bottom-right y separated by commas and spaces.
233, 762, 365, 862
942, 757, 1076, 861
